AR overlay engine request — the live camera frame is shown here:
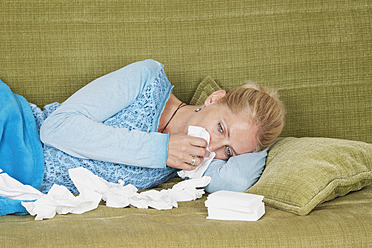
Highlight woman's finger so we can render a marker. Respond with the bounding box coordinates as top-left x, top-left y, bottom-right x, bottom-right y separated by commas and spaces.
180, 158, 202, 170
186, 155, 203, 166
189, 146, 210, 158
188, 136, 208, 148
